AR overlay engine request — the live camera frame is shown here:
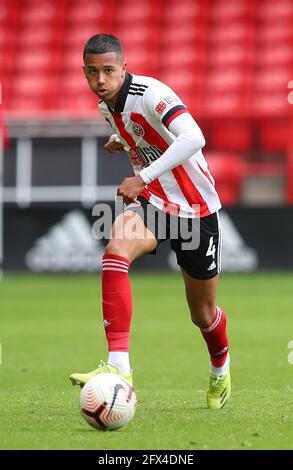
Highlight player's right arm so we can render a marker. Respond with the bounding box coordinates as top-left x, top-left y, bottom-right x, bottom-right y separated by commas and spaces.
139, 82, 206, 185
